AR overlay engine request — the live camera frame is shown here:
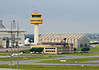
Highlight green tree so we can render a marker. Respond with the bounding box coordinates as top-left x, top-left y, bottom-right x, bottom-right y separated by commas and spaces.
30, 48, 36, 53
30, 48, 44, 53
74, 48, 77, 53
36, 48, 44, 53
20, 50, 25, 53
29, 38, 33, 43
81, 47, 90, 53
74, 48, 77, 51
